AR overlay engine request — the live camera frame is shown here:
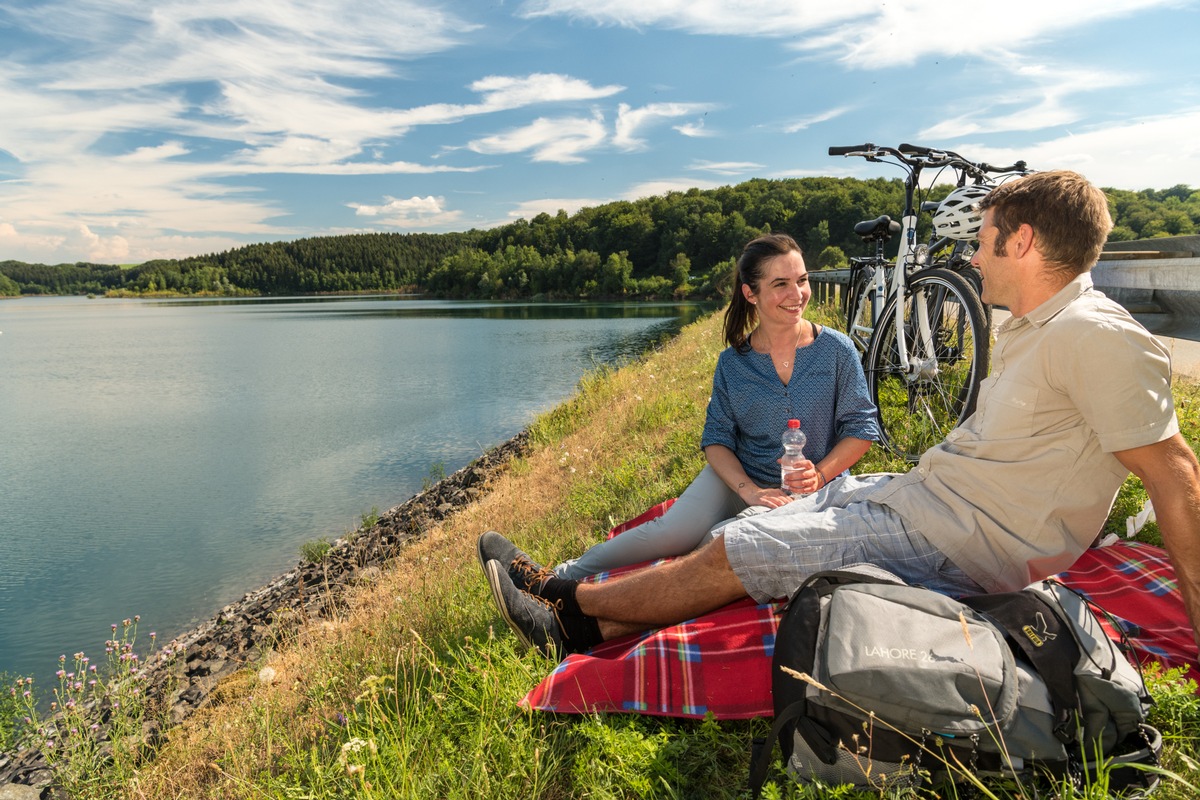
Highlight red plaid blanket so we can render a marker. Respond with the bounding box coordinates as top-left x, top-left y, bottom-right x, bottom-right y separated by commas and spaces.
521, 502, 1198, 719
